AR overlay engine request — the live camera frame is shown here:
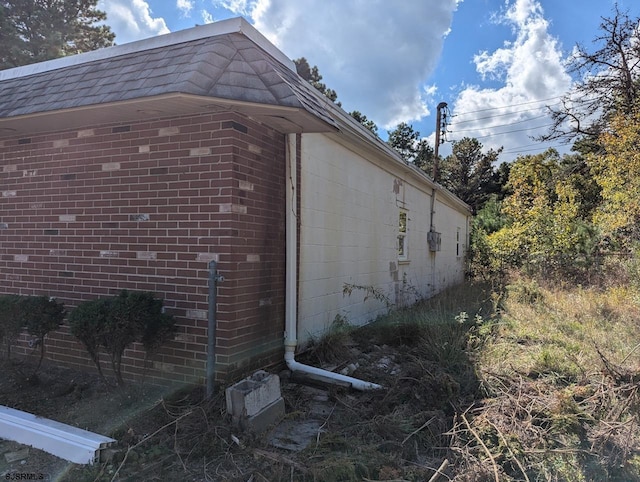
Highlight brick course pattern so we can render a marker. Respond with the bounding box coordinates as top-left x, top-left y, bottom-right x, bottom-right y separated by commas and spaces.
0, 112, 286, 386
